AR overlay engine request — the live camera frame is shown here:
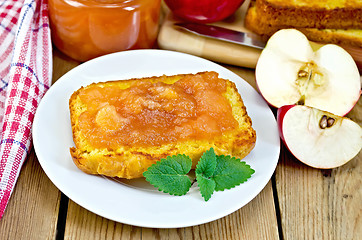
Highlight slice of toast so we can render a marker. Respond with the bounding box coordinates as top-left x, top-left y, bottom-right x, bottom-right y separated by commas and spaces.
256, 0, 362, 29
245, 0, 362, 48
69, 71, 256, 179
